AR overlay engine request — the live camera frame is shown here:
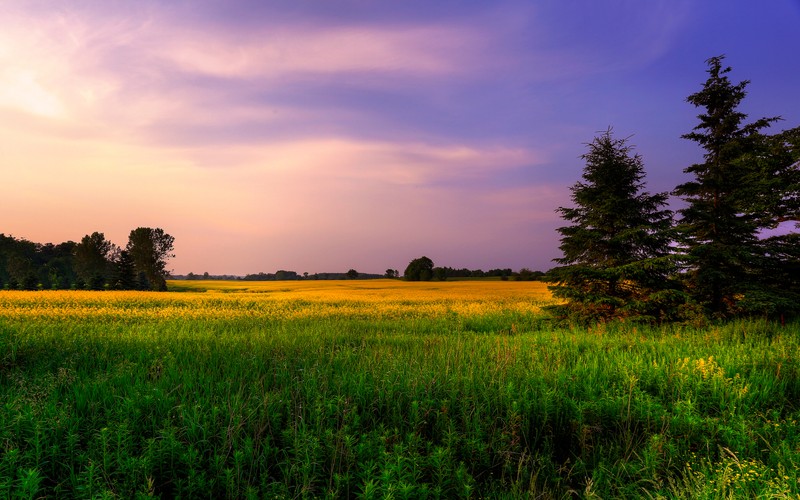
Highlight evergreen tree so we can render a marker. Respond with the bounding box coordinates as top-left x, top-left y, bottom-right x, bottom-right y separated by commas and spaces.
548, 129, 677, 322
112, 250, 137, 290
673, 56, 797, 316
737, 126, 800, 316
